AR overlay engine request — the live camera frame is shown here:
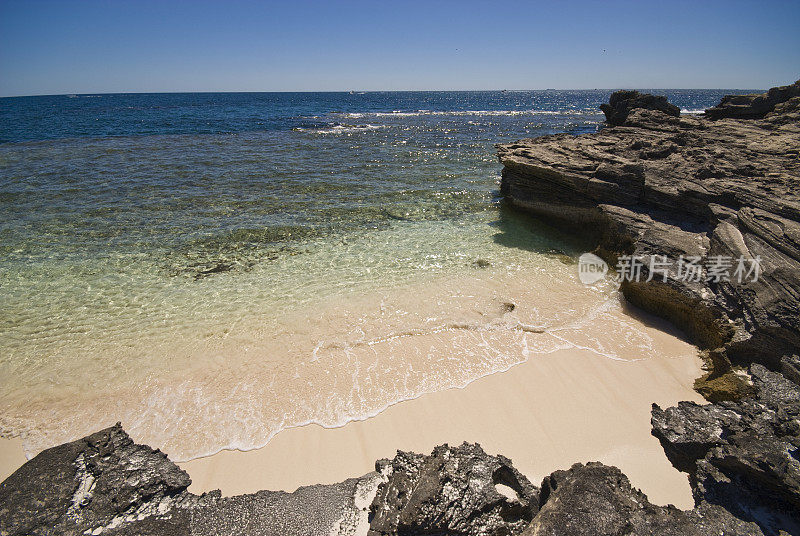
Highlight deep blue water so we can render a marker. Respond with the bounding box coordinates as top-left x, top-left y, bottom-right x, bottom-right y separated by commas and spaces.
0, 90, 750, 144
